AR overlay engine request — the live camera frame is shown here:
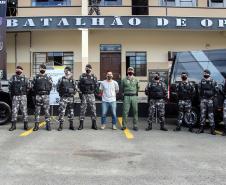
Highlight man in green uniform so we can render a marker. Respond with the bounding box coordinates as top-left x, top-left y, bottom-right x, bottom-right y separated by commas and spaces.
121, 67, 140, 131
